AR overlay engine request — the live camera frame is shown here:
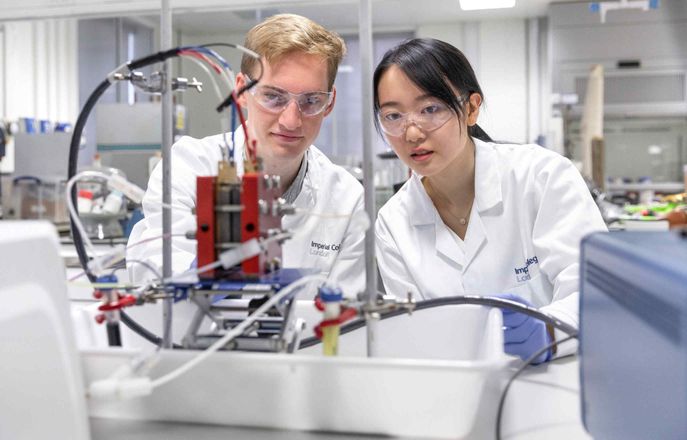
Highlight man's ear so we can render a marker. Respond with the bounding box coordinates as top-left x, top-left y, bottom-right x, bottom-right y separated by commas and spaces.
323, 85, 336, 117
466, 93, 482, 126
235, 72, 249, 107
